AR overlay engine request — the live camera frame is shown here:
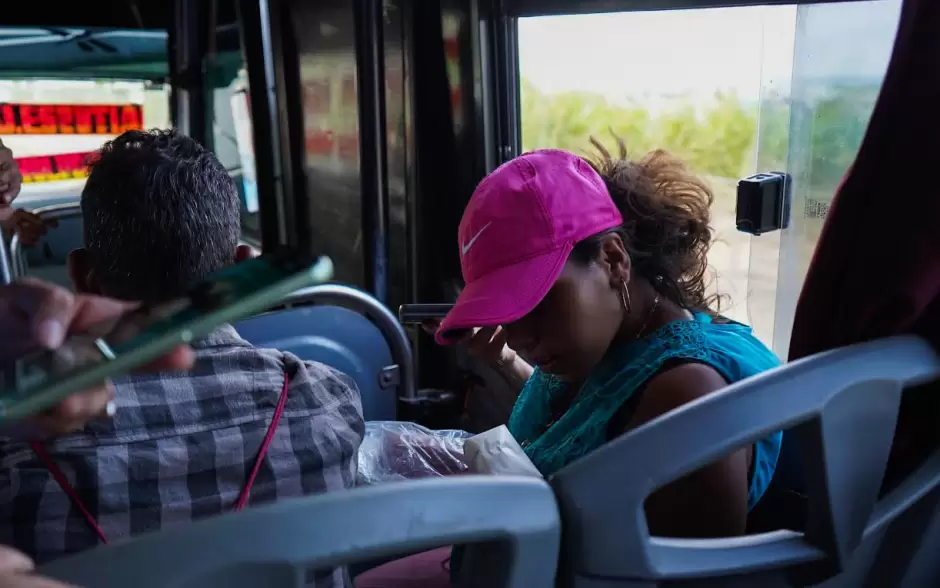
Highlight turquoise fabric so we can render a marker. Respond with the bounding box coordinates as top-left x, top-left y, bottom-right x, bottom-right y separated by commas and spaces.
508, 313, 783, 509
452, 315, 783, 582
509, 314, 783, 509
